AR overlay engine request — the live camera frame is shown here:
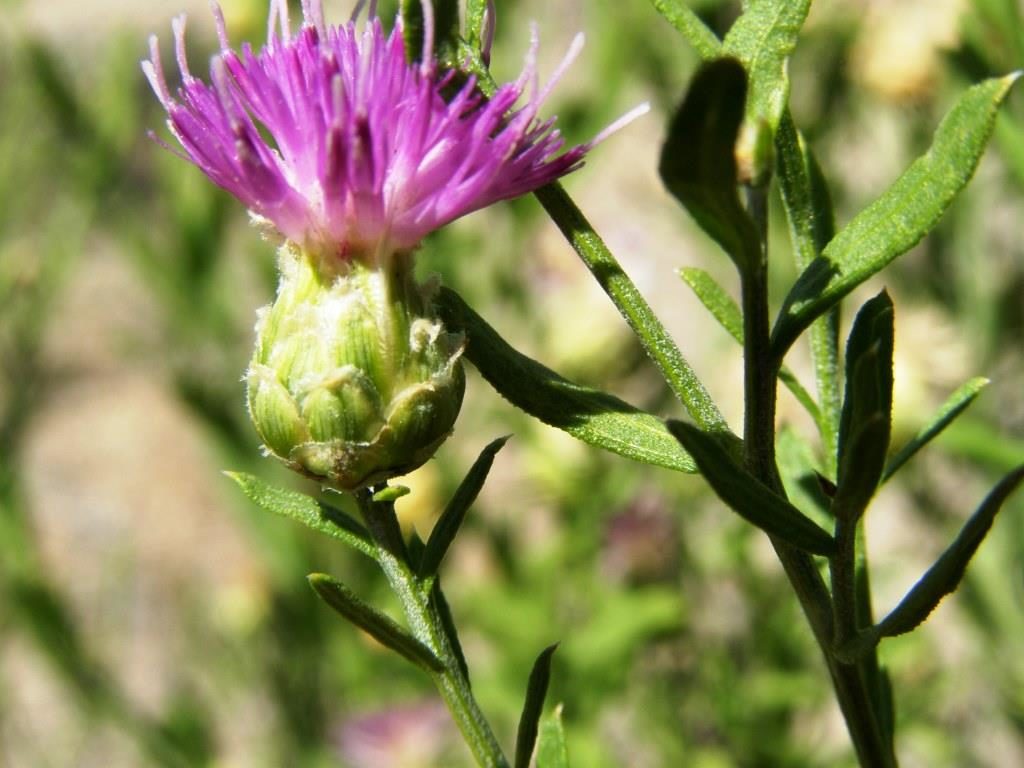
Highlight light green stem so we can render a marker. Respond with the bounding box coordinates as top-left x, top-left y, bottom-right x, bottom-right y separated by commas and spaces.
356, 492, 510, 768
